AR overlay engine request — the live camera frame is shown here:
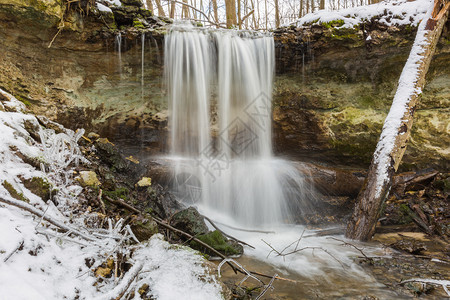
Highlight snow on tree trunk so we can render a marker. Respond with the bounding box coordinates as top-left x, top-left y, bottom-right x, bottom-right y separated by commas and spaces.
346, 0, 449, 241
